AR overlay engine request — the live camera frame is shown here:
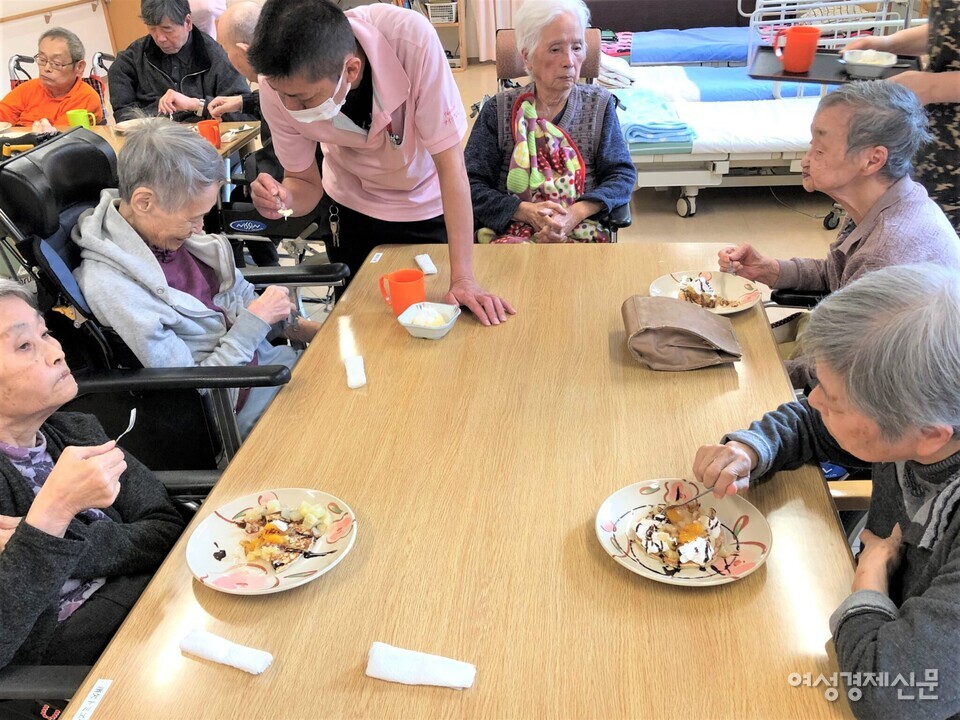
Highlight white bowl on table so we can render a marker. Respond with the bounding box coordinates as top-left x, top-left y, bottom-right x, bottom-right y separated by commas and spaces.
841, 49, 898, 78
398, 302, 460, 340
